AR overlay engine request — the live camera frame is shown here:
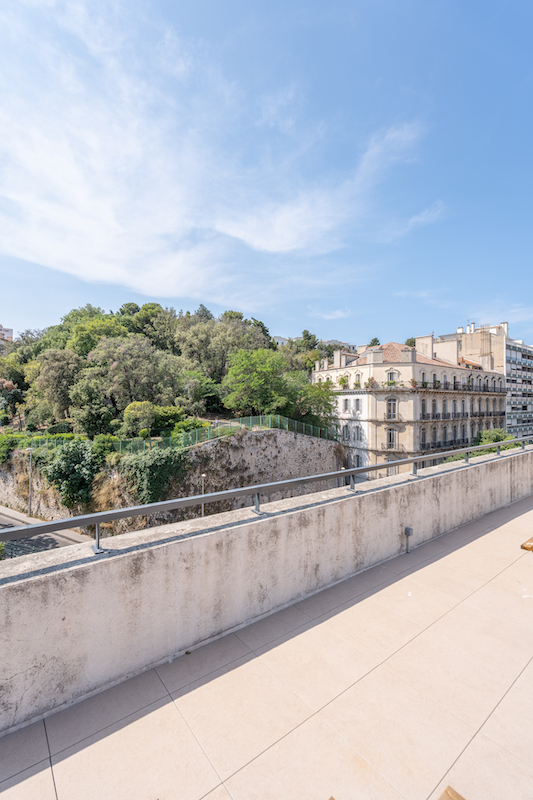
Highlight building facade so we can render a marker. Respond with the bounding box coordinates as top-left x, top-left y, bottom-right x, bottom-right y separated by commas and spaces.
430, 322, 533, 439
312, 342, 506, 474
0, 326, 13, 342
